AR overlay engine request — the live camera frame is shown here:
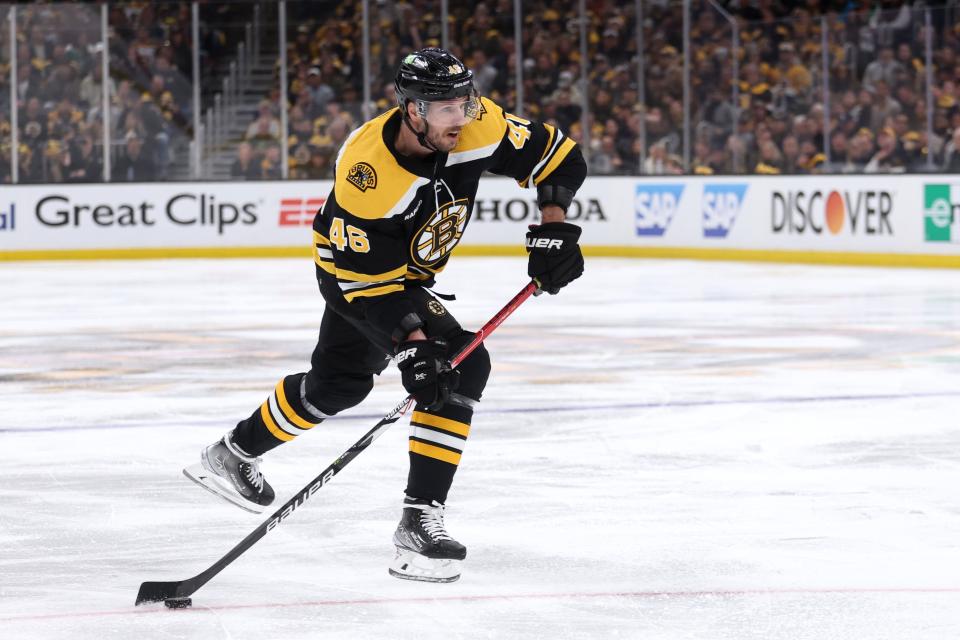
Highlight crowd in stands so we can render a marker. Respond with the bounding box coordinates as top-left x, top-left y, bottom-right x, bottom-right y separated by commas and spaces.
0, 2, 252, 184
245, 0, 960, 179
4, 1, 960, 182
